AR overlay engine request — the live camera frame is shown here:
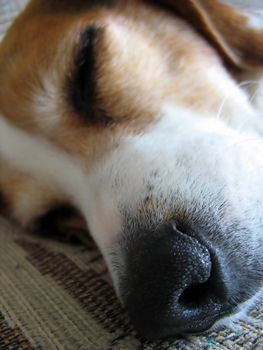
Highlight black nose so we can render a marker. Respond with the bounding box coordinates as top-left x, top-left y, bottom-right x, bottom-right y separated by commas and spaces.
123, 223, 231, 339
